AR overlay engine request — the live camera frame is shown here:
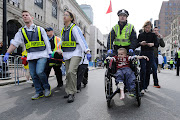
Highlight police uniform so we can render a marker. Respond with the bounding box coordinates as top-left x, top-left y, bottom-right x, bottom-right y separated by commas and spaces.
11, 24, 52, 95
45, 35, 63, 87
107, 9, 137, 54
